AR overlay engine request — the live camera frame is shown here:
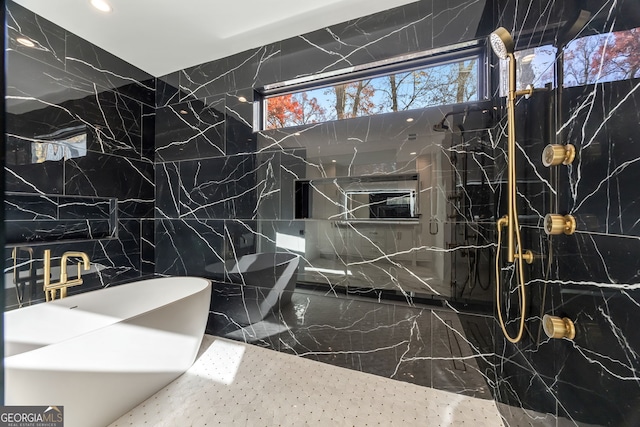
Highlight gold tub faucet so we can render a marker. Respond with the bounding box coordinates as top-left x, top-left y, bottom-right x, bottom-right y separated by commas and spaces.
43, 250, 91, 301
